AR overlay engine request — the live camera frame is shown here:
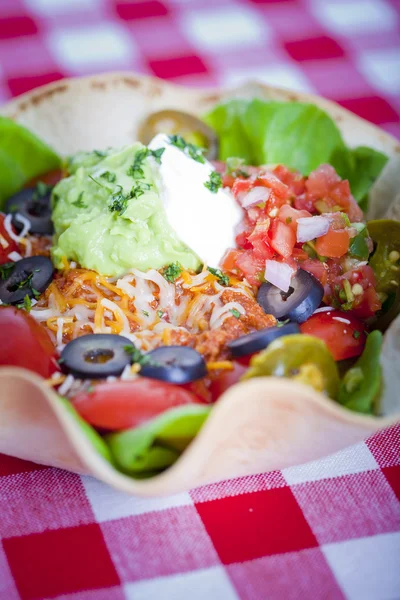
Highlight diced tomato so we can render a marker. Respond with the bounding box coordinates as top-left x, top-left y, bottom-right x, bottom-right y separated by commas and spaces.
235, 250, 265, 286
300, 258, 329, 286
278, 204, 312, 233
221, 249, 244, 272
0, 306, 59, 377
251, 236, 275, 261
71, 378, 203, 431
269, 219, 296, 258
183, 379, 212, 404
209, 361, 247, 402
232, 178, 253, 200
291, 247, 309, 261
27, 168, 63, 187
294, 193, 316, 213
300, 310, 366, 361
315, 228, 350, 258
305, 164, 363, 221
352, 287, 381, 319
273, 165, 306, 197
235, 229, 253, 250
0, 214, 19, 264
257, 172, 289, 201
